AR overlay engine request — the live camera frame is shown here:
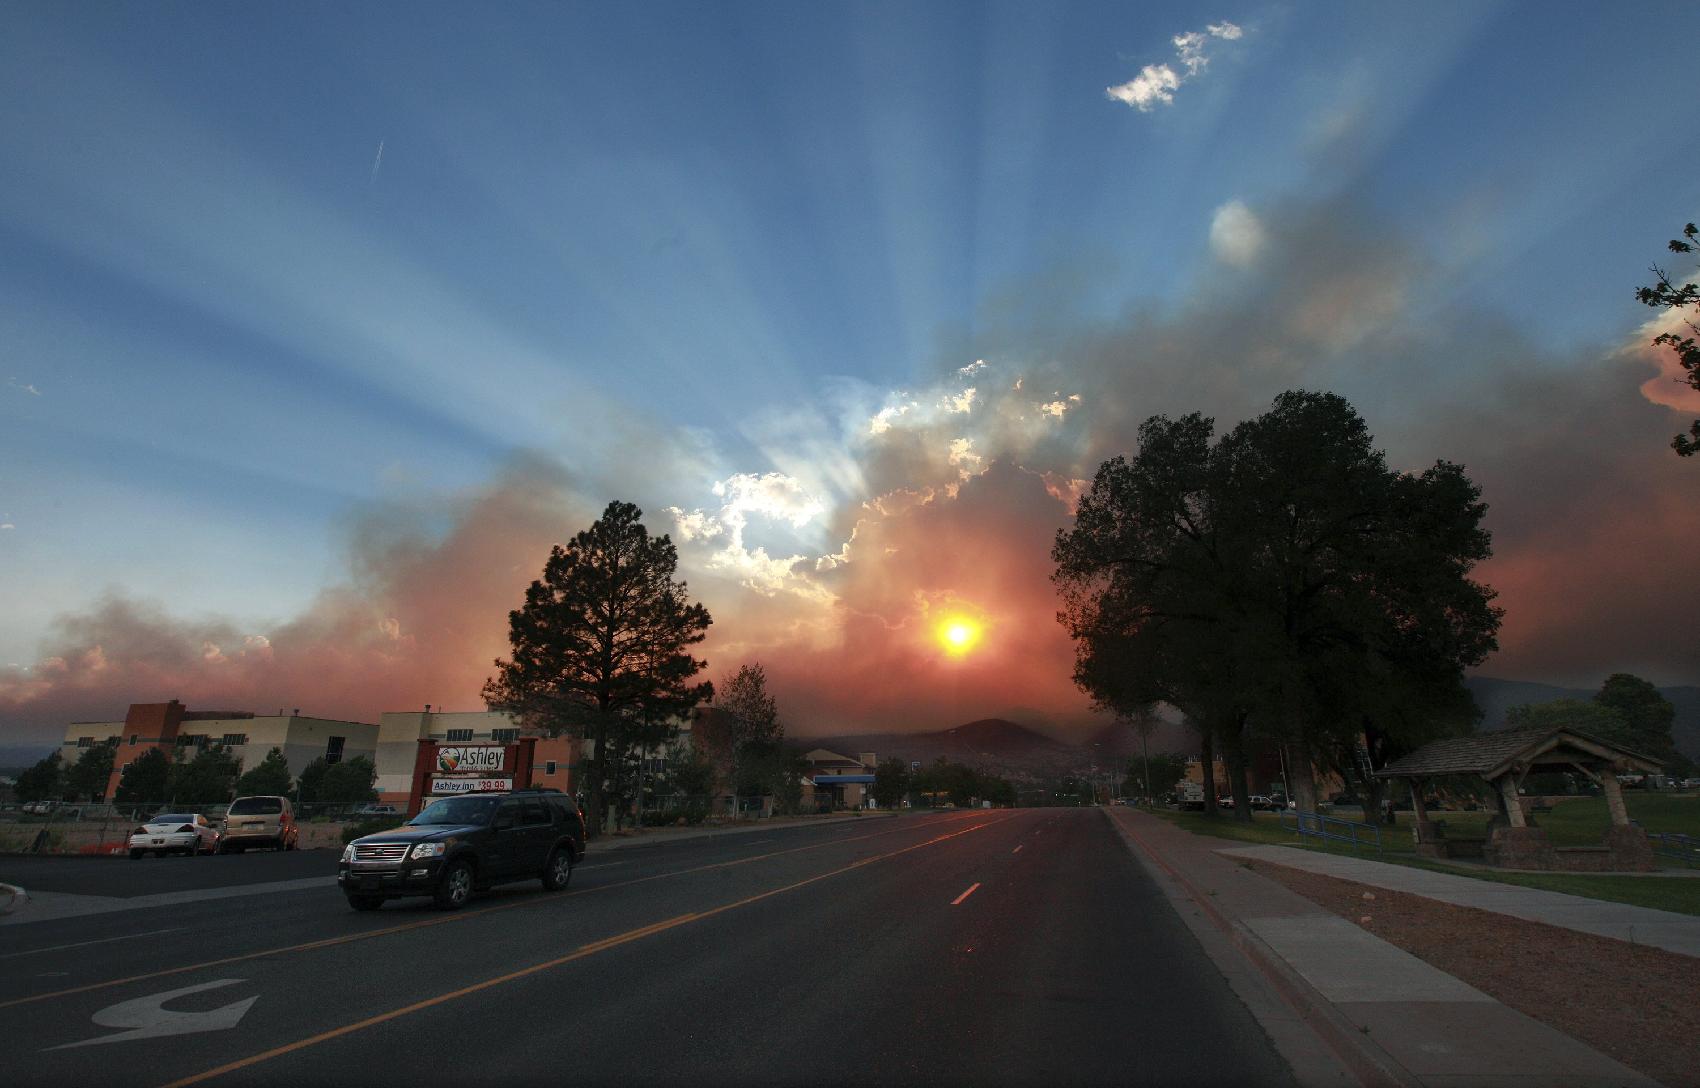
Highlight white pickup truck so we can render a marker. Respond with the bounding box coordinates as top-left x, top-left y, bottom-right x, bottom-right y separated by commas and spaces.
1176, 780, 1205, 810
